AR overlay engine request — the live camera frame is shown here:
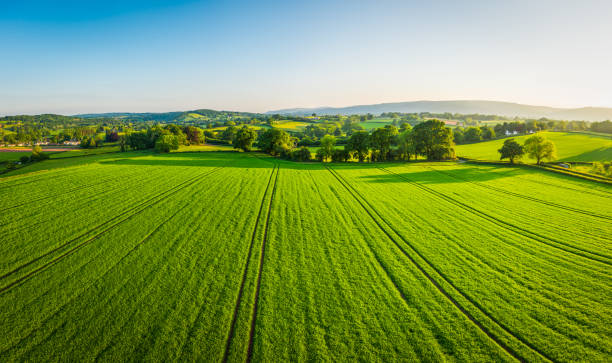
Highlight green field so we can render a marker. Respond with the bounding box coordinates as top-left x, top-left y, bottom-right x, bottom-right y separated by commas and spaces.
358, 117, 394, 130
456, 131, 612, 161
0, 151, 31, 162
0, 152, 610, 361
